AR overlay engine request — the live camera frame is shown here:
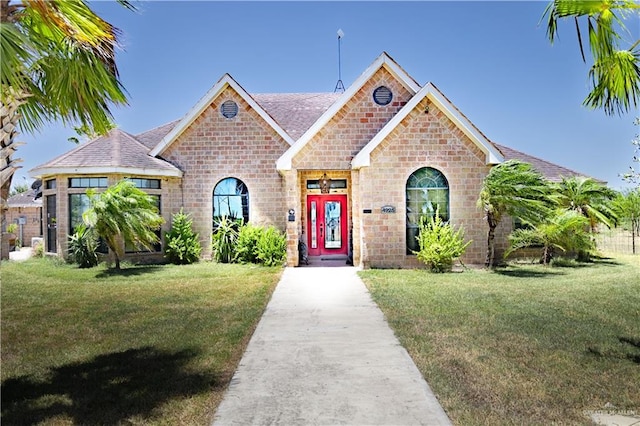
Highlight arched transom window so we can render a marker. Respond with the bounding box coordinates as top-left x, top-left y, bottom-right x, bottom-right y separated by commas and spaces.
213, 177, 249, 225
406, 167, 450, 253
